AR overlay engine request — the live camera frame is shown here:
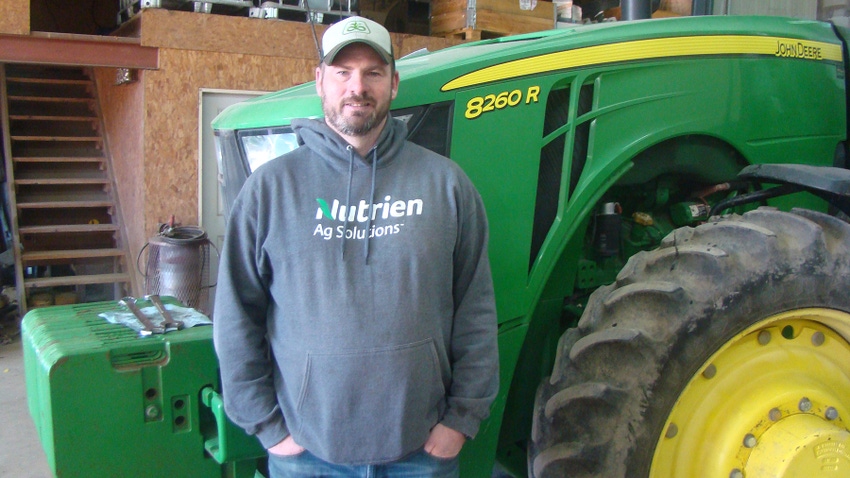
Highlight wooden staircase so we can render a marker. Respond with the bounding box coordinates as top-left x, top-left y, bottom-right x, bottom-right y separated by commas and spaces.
0, 63, 133, 313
